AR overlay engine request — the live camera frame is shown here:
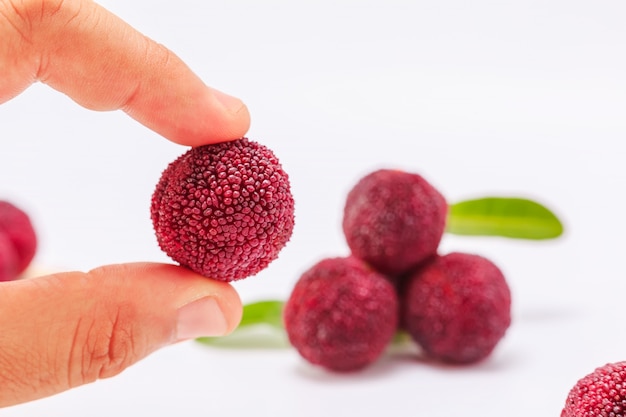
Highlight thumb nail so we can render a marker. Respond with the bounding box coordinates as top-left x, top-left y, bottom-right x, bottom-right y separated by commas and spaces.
211, 88, 246, 114
176, 297, 229, 341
